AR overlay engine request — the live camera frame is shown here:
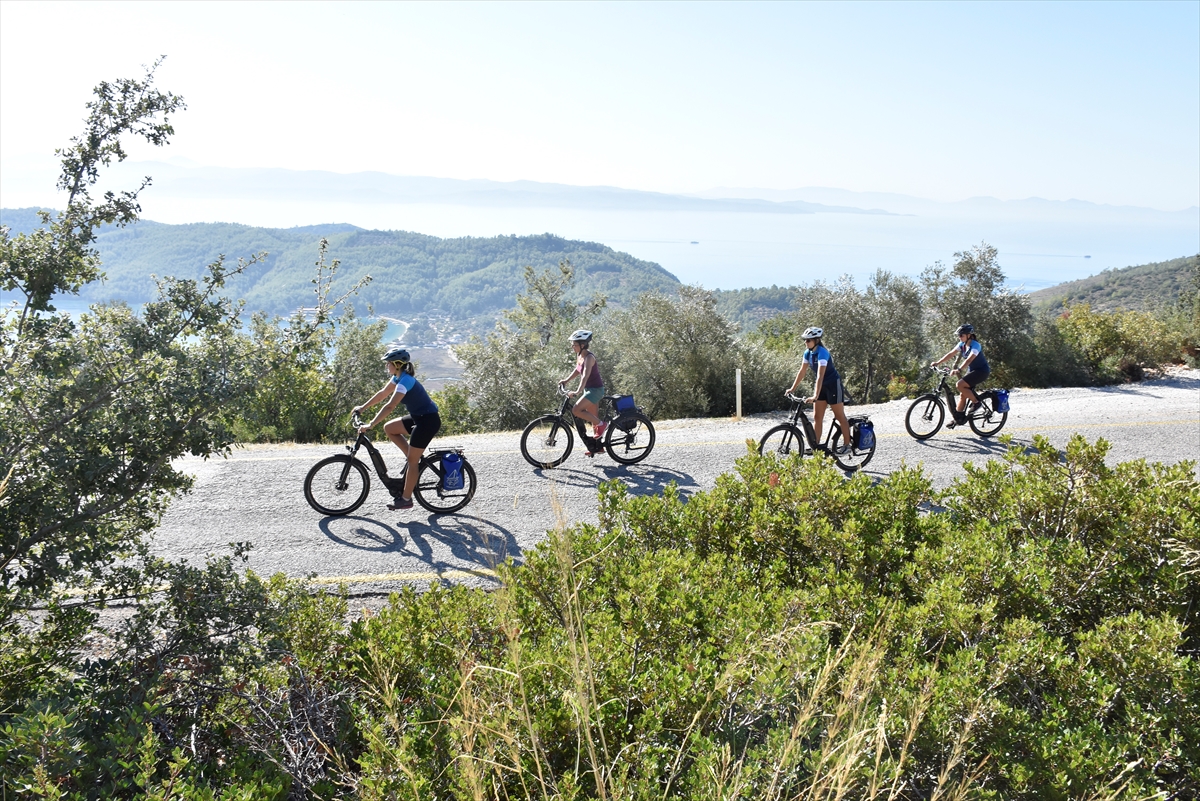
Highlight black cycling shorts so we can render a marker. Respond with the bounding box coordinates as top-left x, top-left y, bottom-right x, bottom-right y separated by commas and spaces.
401, 412, 441, 450
815, 378, 846, 406
963, 370, 990, 389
